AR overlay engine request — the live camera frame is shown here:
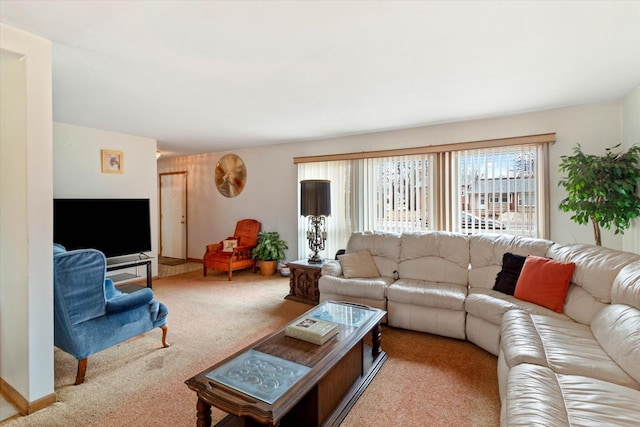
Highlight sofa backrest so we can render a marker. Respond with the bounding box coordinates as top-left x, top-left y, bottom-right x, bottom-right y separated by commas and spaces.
612, 260, 640, 309
547, 244, 640, 324
346, 231, 401, 278
468, 234, 553, 289
591, 304, 640, 384
603, 260, 640, 383
399, 231, 469, 286
54, 249, 108, 325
